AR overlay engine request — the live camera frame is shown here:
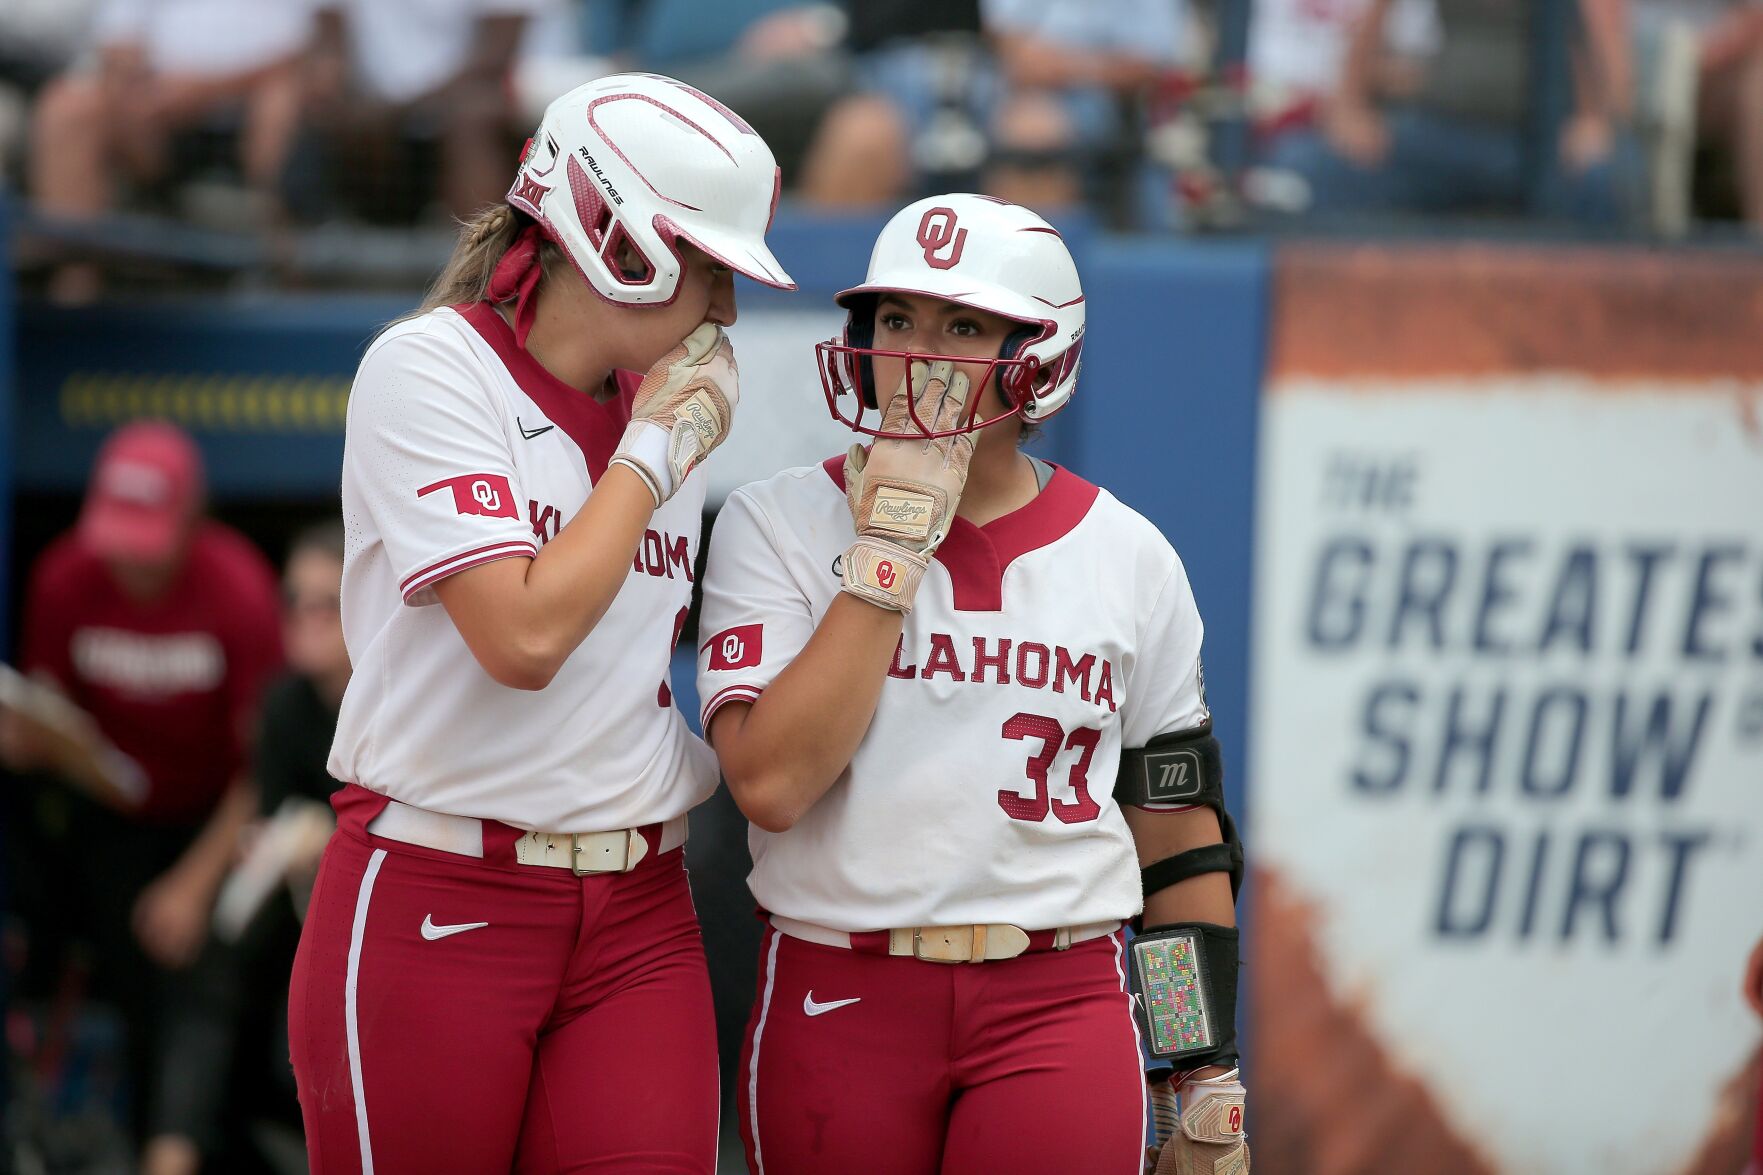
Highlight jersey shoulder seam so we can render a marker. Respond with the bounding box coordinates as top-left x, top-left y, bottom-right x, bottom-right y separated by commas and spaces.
357, 307, 481, 372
